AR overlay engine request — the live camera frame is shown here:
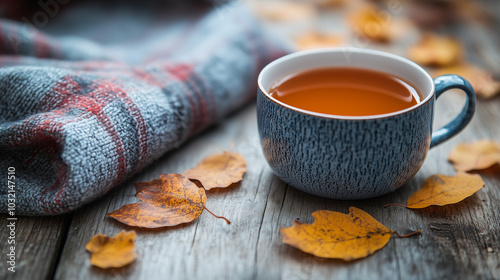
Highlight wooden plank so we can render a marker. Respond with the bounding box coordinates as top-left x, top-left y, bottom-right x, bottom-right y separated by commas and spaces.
260, 99, 500, 280
0, 214, 71, 280
54, 105, 278, 280
54, 92, 500, 279
9, 1, 500, 279
54, 6, 500, 276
